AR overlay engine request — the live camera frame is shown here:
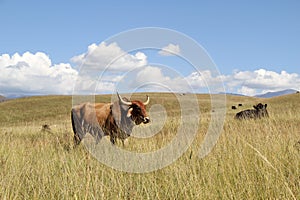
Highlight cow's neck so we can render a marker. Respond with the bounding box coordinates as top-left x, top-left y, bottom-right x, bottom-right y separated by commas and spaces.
105, 109, 134, 135
120, 110, 135, 133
